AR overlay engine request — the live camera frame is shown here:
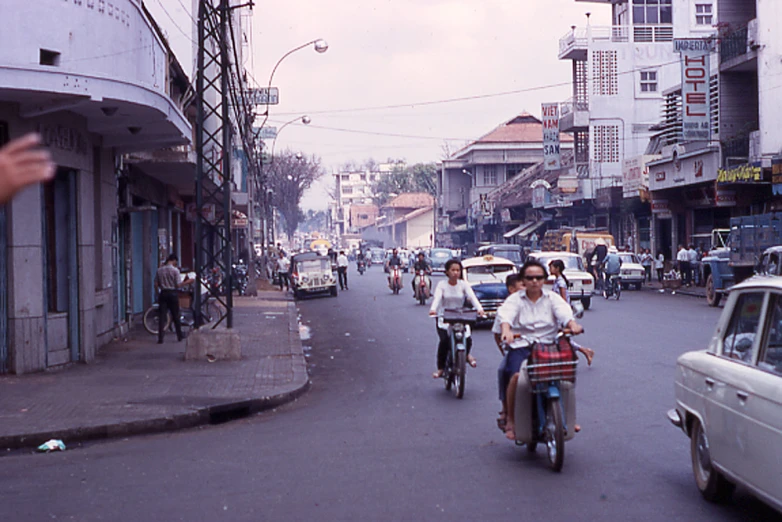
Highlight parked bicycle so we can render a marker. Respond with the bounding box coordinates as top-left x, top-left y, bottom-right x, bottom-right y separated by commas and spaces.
143, 278, 224, 335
